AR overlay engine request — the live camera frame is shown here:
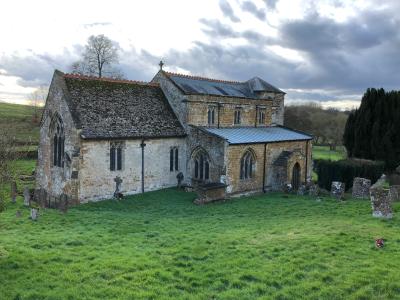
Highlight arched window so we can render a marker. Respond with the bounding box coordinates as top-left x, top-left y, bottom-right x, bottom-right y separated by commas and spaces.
208, 106, 215, 125
170, 147, 179, 171
50, 114, 64, 168
240, 150, 255, 179
193, 149, 210, 181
